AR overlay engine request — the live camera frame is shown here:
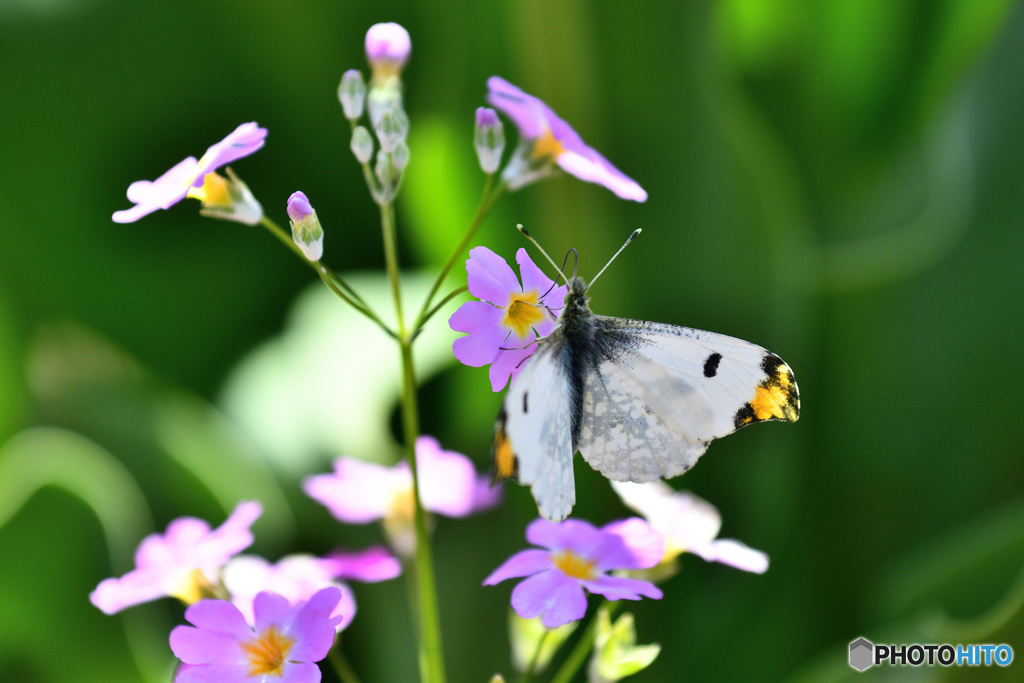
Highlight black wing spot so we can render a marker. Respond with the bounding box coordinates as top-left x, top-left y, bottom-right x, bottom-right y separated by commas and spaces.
522, 391, 529, 414
703, 352, 722, 378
